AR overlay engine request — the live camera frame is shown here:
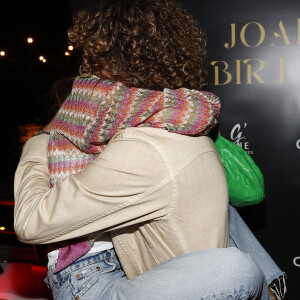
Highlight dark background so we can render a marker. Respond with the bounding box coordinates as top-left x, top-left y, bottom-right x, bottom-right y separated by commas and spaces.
0, 0, 298, 298
183, 0, 300, 297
